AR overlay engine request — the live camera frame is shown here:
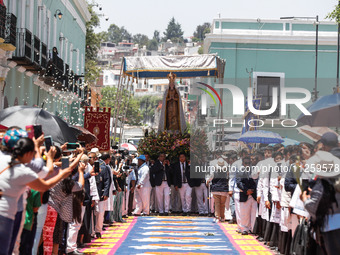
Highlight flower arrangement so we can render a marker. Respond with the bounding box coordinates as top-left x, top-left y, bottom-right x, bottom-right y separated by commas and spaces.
190, 129, 210, 164
138, 128, 209, 163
